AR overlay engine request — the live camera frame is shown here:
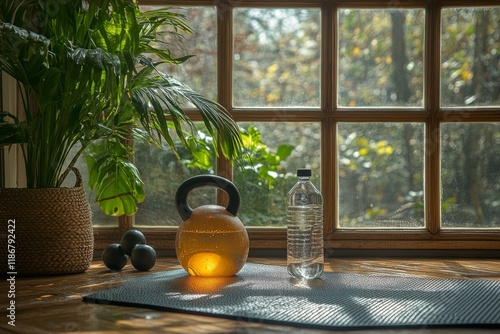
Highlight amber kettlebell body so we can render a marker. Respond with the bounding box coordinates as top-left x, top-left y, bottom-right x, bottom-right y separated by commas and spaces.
175, 175, 249, 277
